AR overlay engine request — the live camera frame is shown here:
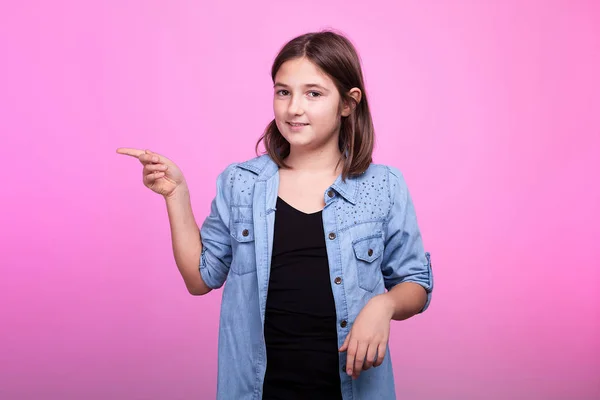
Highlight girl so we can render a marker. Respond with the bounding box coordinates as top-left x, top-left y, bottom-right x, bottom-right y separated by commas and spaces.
117, 30, 433, 400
